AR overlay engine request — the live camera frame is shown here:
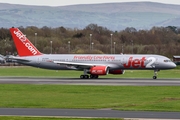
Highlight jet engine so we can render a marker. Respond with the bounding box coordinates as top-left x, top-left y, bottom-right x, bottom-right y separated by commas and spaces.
109, 69, 125, 74
89, 66, 109, 75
